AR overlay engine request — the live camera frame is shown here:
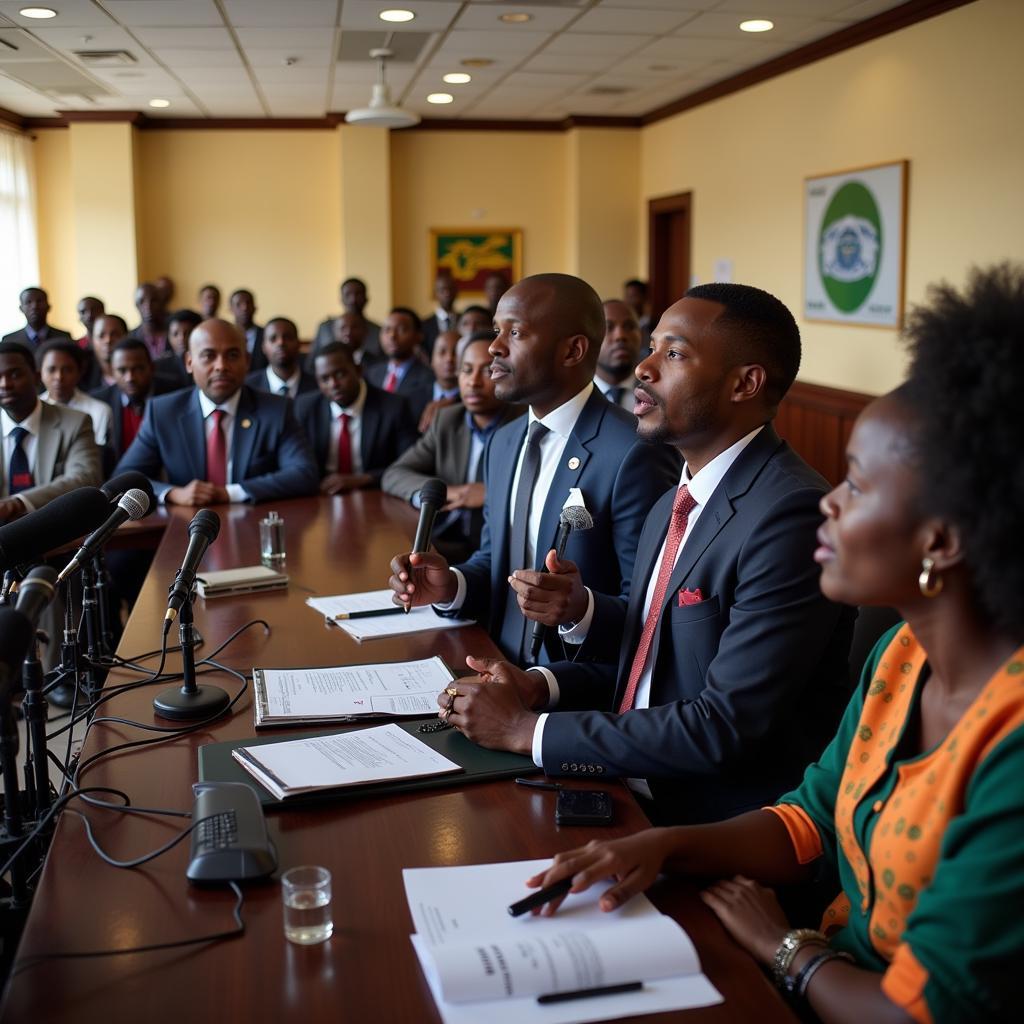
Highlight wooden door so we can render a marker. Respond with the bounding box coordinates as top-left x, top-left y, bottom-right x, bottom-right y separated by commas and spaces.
648, 192, 691, 325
